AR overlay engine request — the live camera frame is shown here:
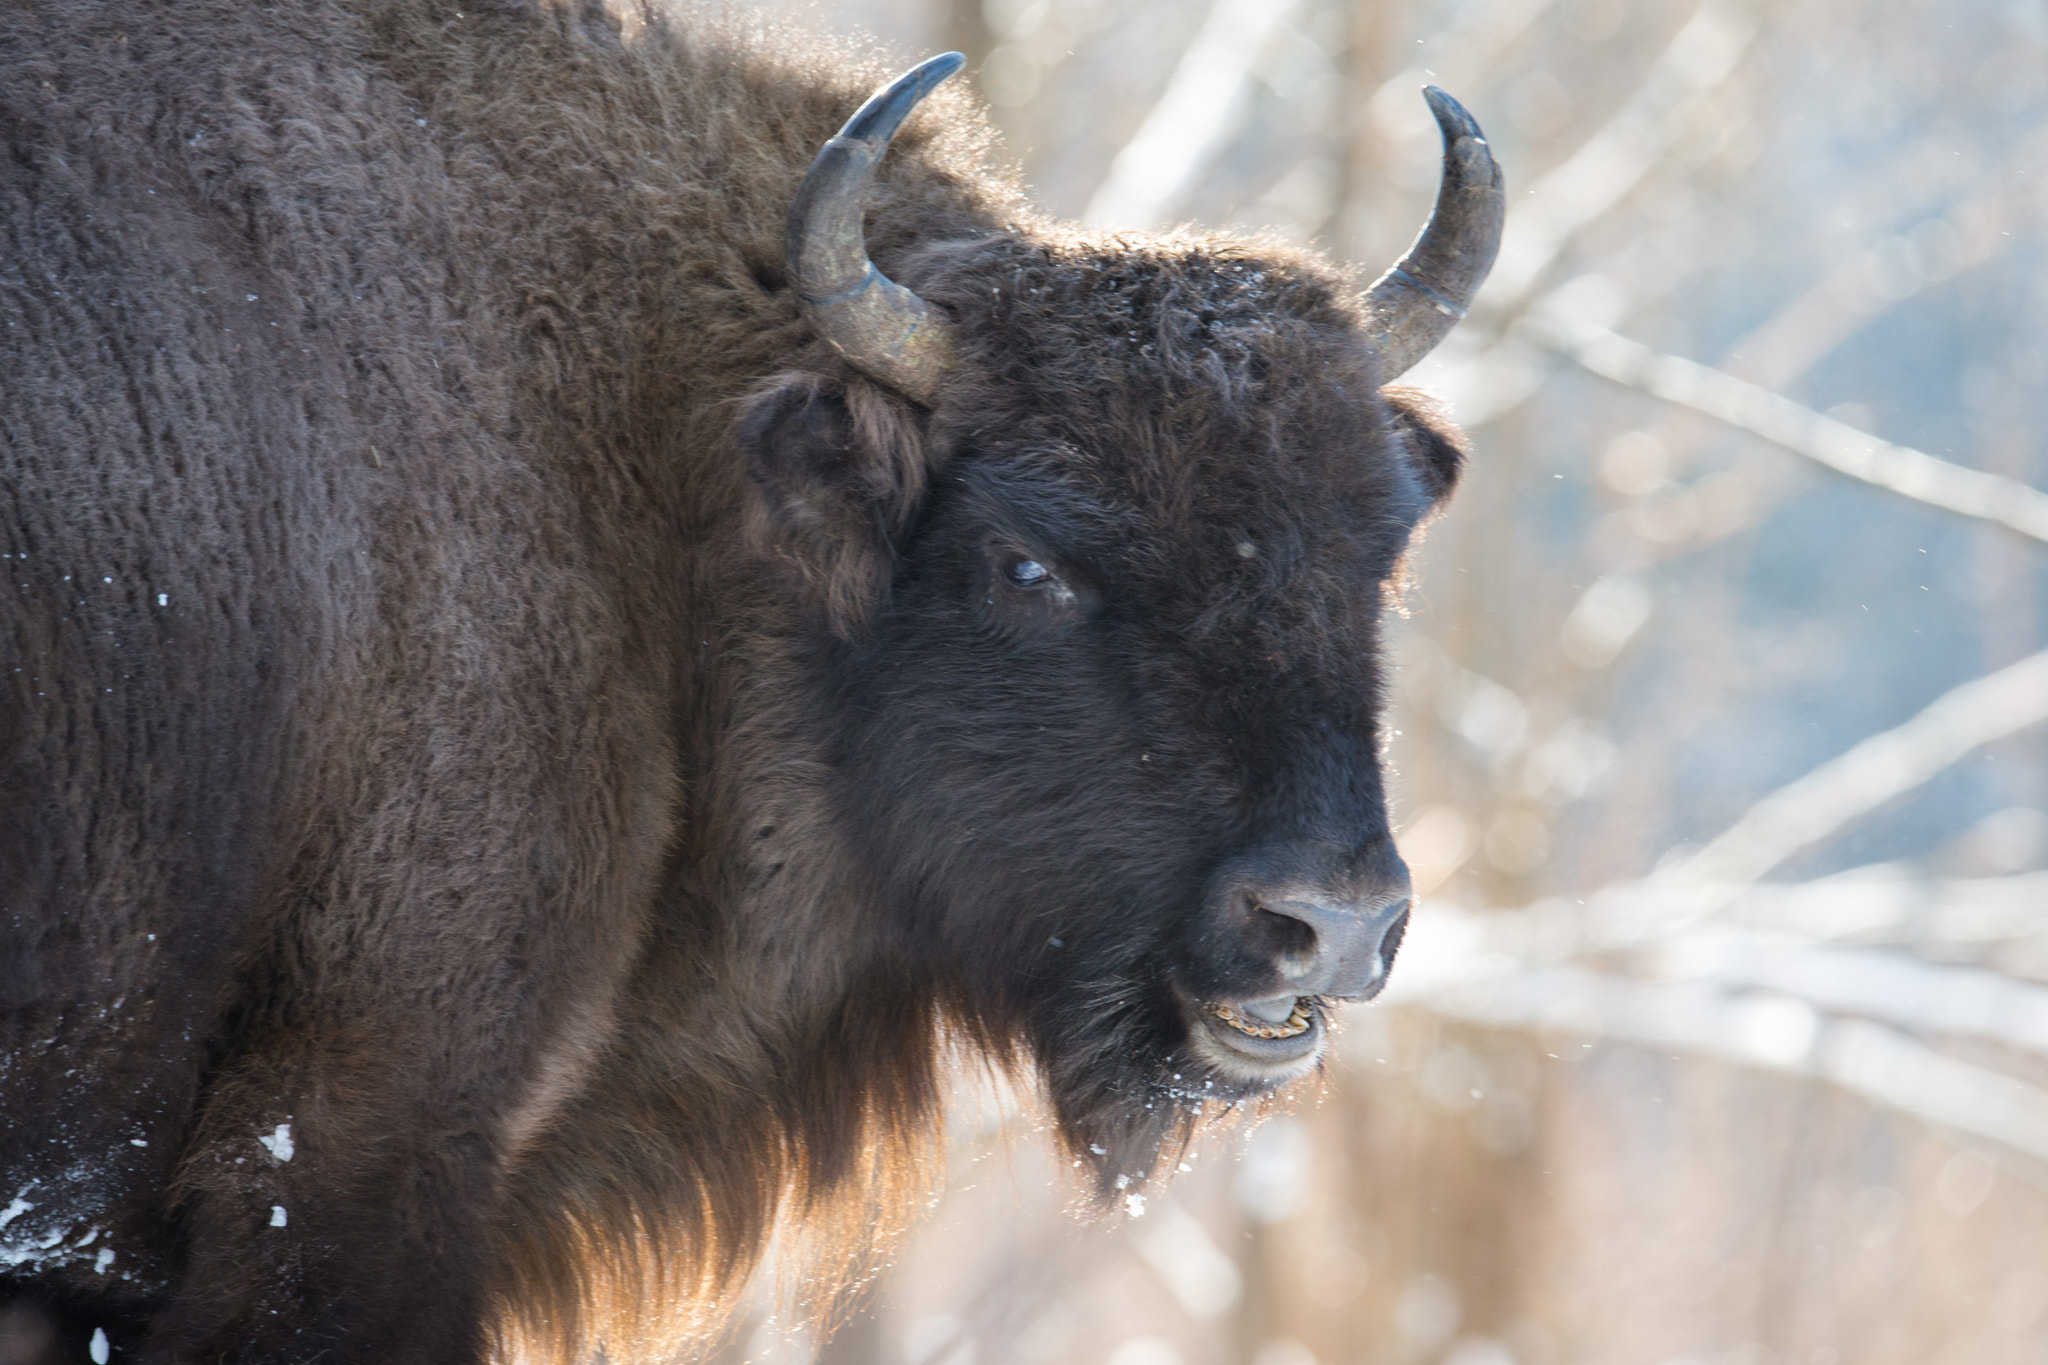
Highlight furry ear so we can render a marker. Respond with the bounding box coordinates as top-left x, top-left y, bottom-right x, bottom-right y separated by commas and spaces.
1382, 384, 1469, 507
735, 370, 936, 637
